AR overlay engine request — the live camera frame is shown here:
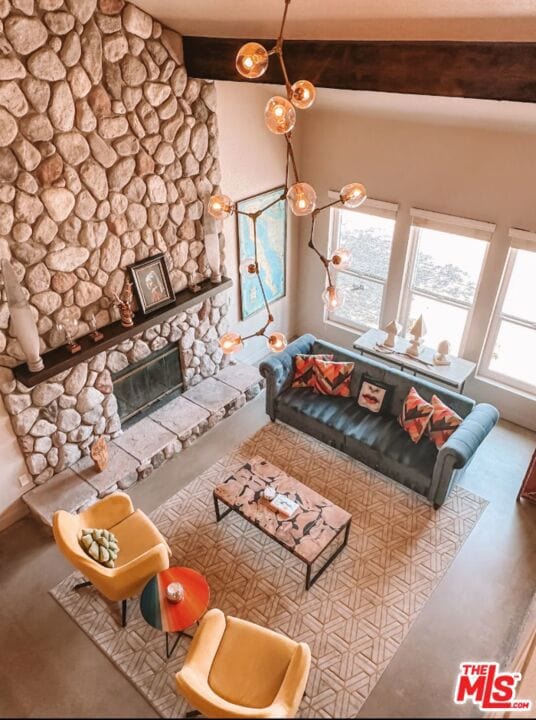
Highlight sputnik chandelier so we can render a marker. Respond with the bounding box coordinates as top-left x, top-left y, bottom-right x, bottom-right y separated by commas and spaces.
208, 0, 367, 356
